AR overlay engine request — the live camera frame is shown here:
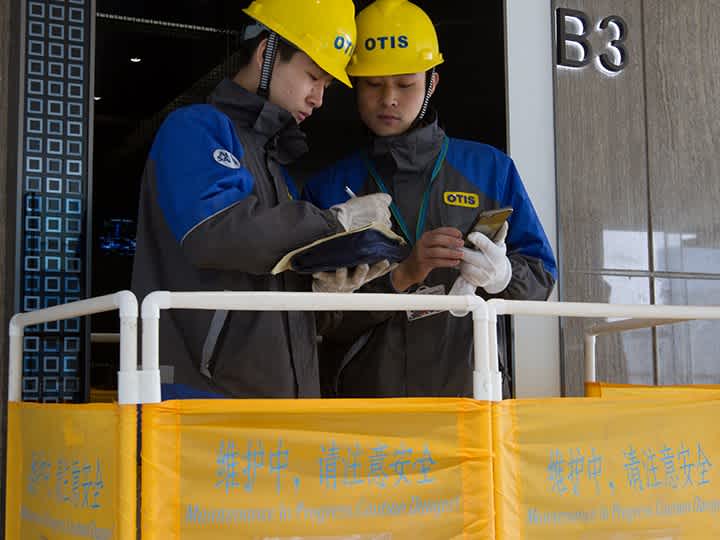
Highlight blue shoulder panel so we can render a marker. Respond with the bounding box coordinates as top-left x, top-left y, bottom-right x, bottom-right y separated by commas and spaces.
150, 104, 255, 243
446, 138, 557, 280
302, 152, 367, 209
445, 139, 508, 201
